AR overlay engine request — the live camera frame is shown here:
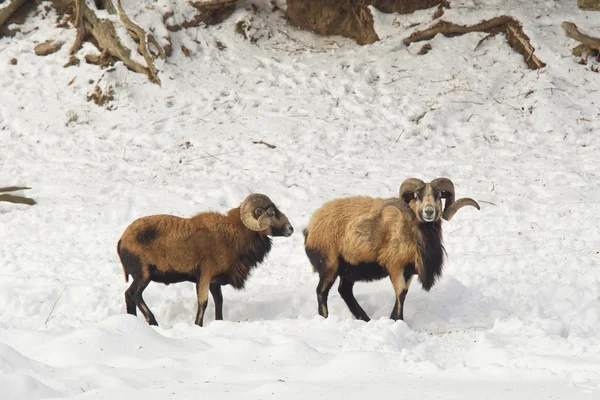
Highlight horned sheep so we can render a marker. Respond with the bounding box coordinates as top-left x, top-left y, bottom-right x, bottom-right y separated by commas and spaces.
303, 178, 479, 322
117, 193, 294, 327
